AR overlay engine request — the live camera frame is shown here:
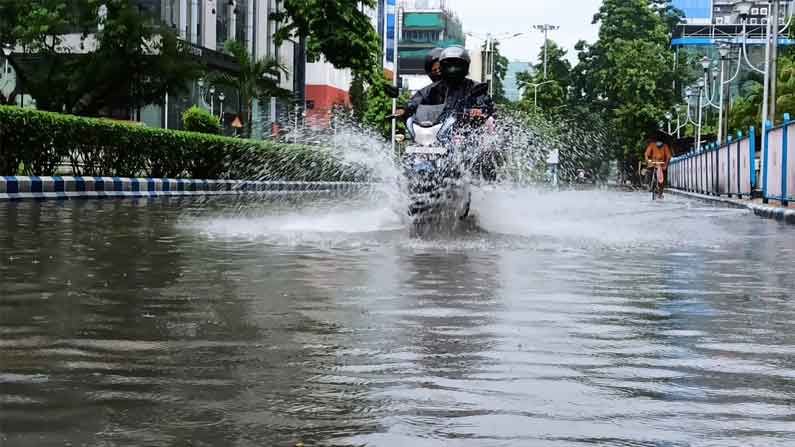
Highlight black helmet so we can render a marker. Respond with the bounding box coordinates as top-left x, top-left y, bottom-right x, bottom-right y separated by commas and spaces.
439, 46, 470, 83
424, 47, 444, 75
